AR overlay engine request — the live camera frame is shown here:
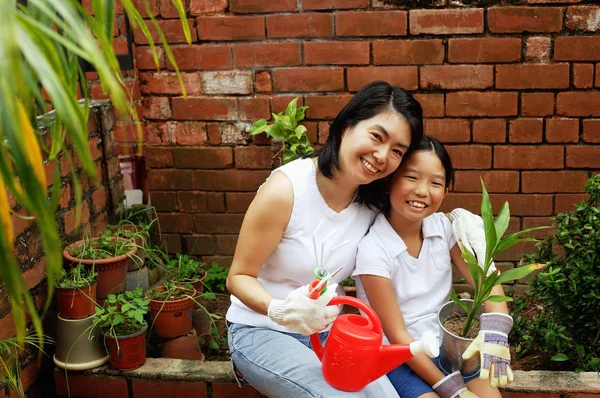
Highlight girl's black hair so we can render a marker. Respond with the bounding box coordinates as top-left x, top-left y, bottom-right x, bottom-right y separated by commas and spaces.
403, 135, 454, 188
308, 81, 424, 211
